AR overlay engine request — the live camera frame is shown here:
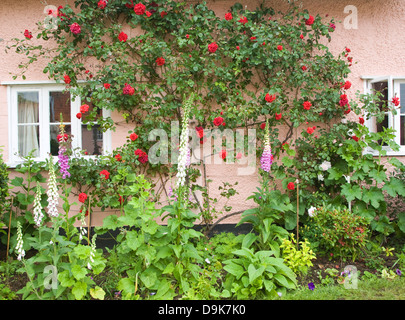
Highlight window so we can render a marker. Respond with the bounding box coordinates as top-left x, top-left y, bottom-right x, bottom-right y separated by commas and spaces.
363, 76, 405, 155
8, 84, 111, 165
